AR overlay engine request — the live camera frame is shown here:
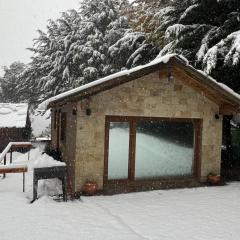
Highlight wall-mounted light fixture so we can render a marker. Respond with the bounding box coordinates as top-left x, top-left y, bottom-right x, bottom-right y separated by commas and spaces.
72, 107, 77, 115
215, 113, 220, 119
86, 108, 91, 116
